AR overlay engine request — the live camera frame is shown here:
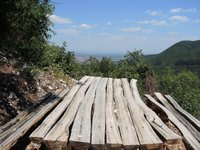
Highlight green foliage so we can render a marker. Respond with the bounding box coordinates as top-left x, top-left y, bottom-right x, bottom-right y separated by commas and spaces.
0, 0, 53, 65
99, 57, 117, 77
158, 67, 200, 119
